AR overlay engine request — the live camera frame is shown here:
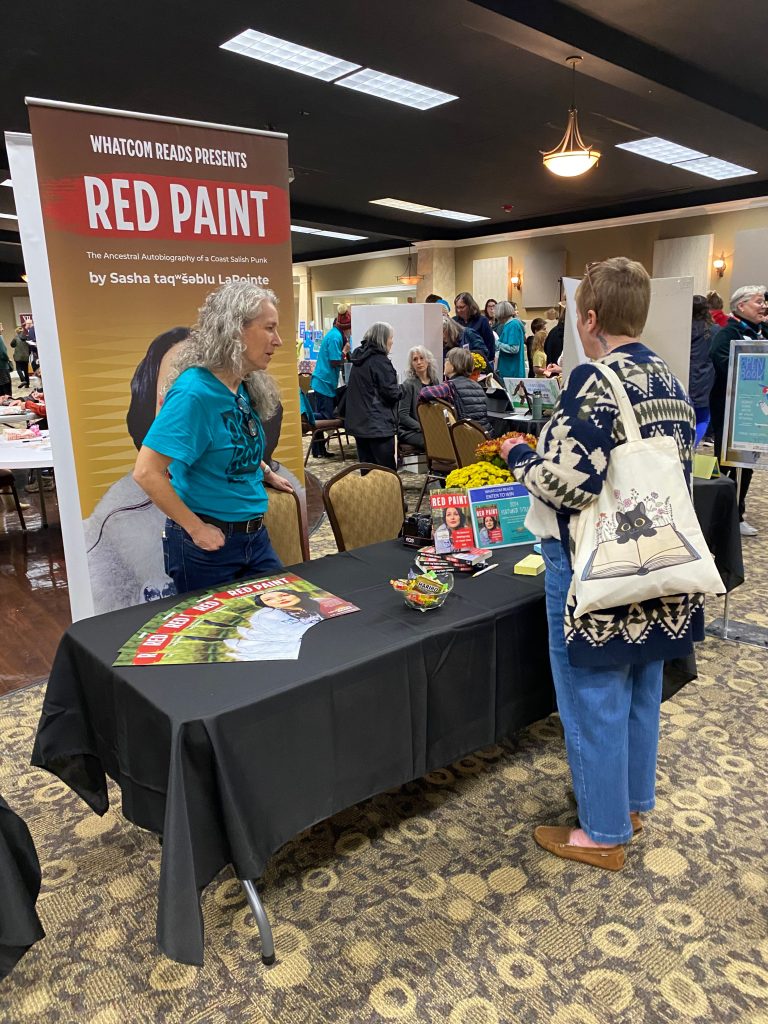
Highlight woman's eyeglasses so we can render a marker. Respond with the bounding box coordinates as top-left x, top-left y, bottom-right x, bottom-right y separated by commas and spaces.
236, 394, 258, 438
